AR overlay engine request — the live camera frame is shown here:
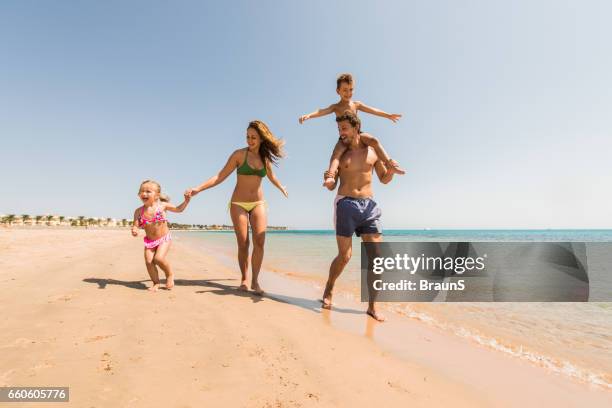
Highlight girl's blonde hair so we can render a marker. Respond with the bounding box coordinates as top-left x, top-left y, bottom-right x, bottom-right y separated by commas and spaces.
248, 120, 285, 166
138, 179, 170, 202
